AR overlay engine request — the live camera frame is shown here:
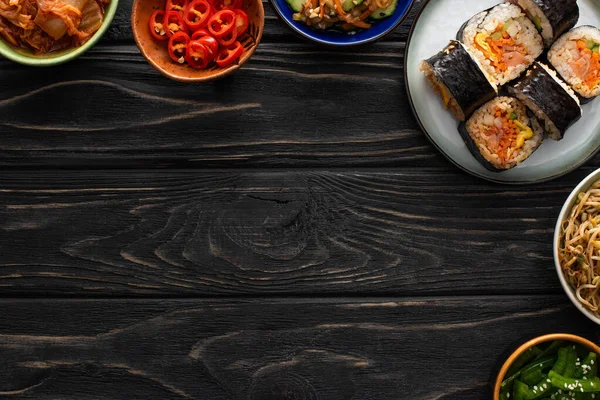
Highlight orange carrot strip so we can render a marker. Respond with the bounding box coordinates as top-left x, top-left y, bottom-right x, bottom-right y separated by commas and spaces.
359, 8, 373, 20
334, 0, 346, 15
353, 20, 371, 28
345, 15, 370, 28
